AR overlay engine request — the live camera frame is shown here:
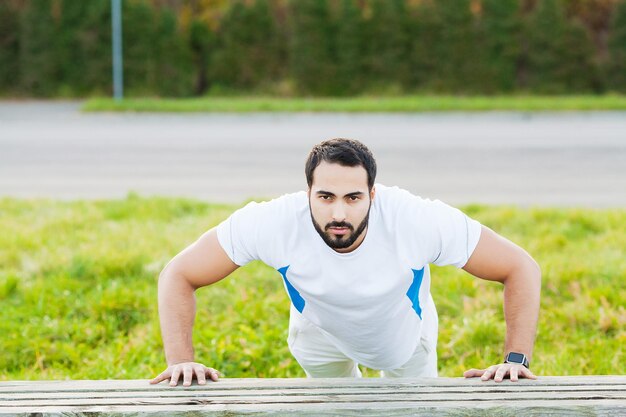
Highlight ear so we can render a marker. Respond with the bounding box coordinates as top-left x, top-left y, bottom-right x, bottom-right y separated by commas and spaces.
370, 185, 376, 202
